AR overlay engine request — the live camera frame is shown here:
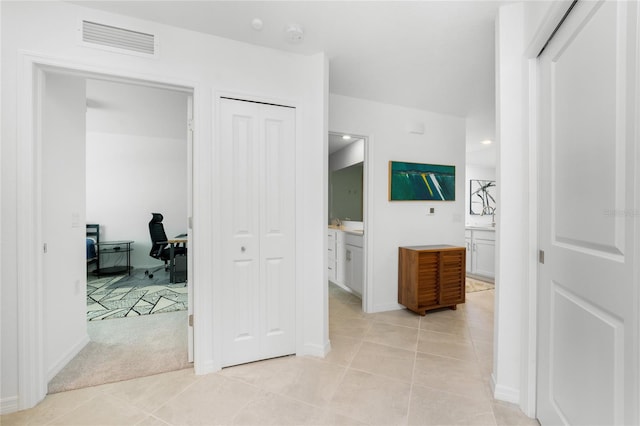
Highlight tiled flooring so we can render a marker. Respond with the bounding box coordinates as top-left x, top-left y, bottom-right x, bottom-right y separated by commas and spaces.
2, 284, 538, 425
